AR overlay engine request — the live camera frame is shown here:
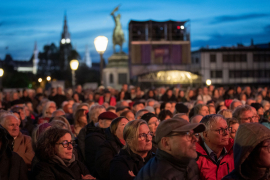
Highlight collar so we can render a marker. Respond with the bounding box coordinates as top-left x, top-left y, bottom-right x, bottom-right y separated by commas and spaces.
204, 142, 227, 162
51, 154, 75, 167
